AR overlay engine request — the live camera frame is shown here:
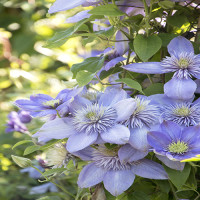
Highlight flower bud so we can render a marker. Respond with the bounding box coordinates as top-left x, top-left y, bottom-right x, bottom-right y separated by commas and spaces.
11, 155, 32, 168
